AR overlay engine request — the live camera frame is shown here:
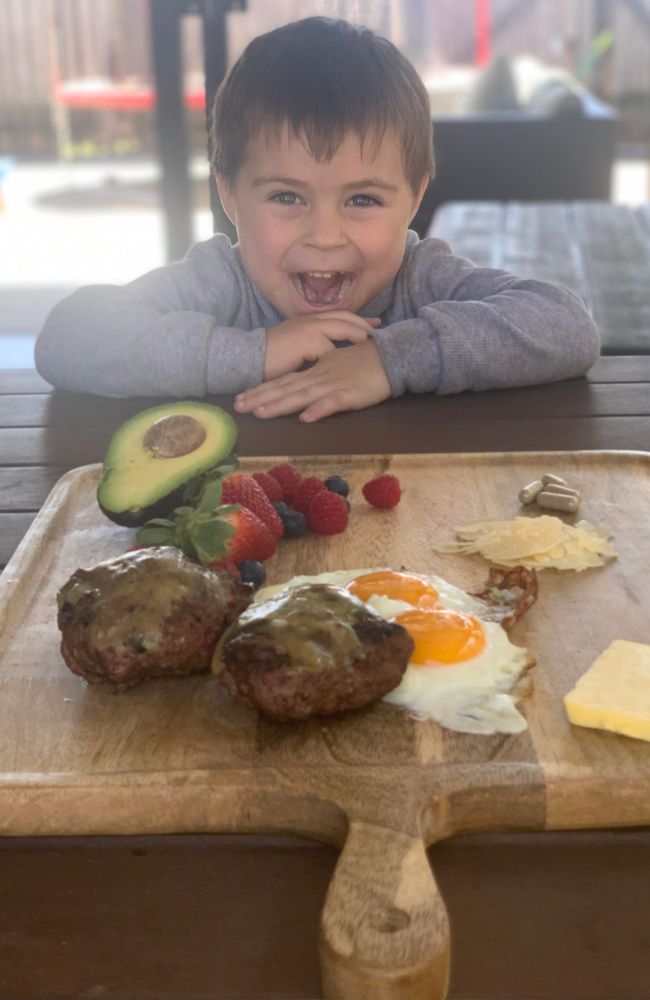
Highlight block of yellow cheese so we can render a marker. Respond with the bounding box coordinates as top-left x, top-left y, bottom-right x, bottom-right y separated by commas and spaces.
564, 640, 650, 741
